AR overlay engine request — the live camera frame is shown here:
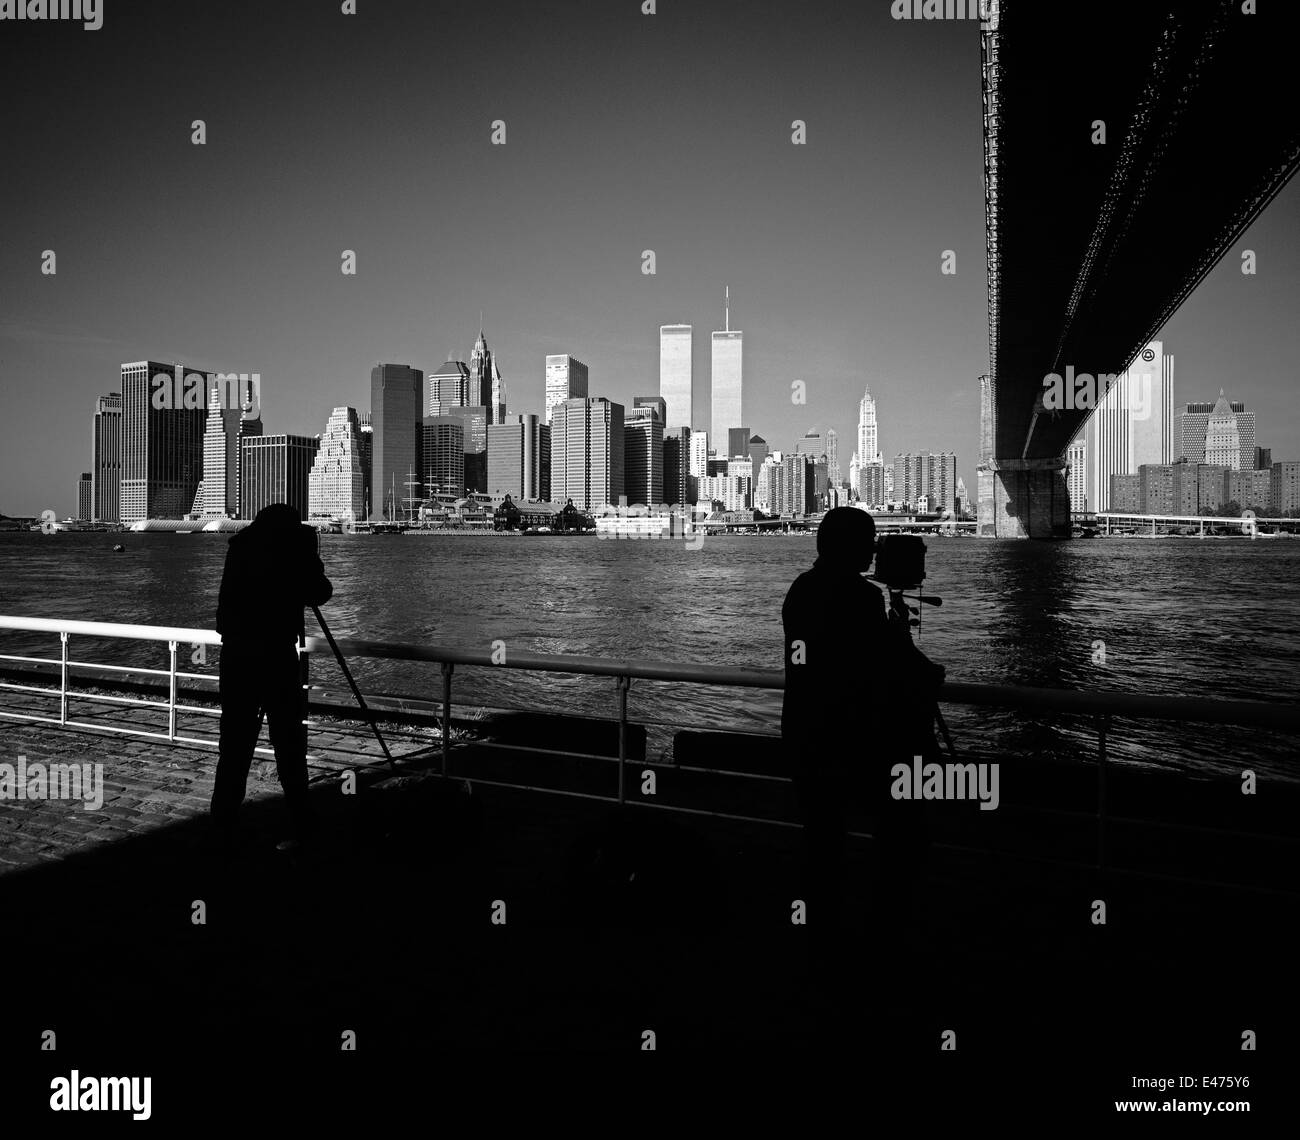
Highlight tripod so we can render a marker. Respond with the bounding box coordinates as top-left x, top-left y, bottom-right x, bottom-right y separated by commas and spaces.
310, 605, 399, 774
884, 584, 958, 763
